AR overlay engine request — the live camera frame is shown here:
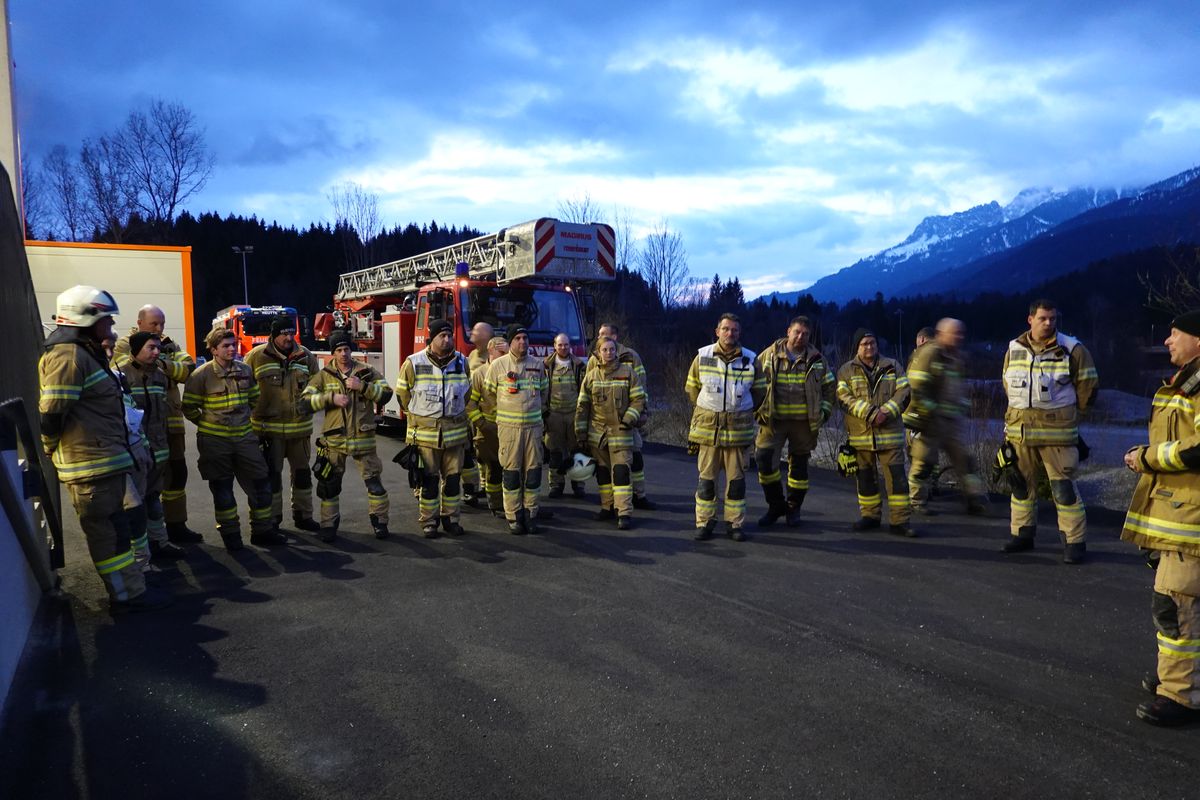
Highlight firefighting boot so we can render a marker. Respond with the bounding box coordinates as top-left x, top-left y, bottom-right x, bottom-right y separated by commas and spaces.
293, 515, 320, 532
523, 509, 539, 536
616, 516, 632, 530
370, 514, 389, 540
463, 483, 481, 508
632, 495, 657, 511
757, 481, 787, 527
548, 485, 565, 499
889, 523, 918, 538
1003, 527, 1036, 554
1142, 673, 1160, 694
693, 520, 716, 541
727, 521, 747, 542
440, 516, 464, 536
595, 508, 616, 522
318, 523, 337, 543
1061, 534, 1086, 565
572, 481, 586, 498
167, 522, 203, 543
221, 531, 246, 552
1137, 696, 1200, 727
851, 517, 881, 532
